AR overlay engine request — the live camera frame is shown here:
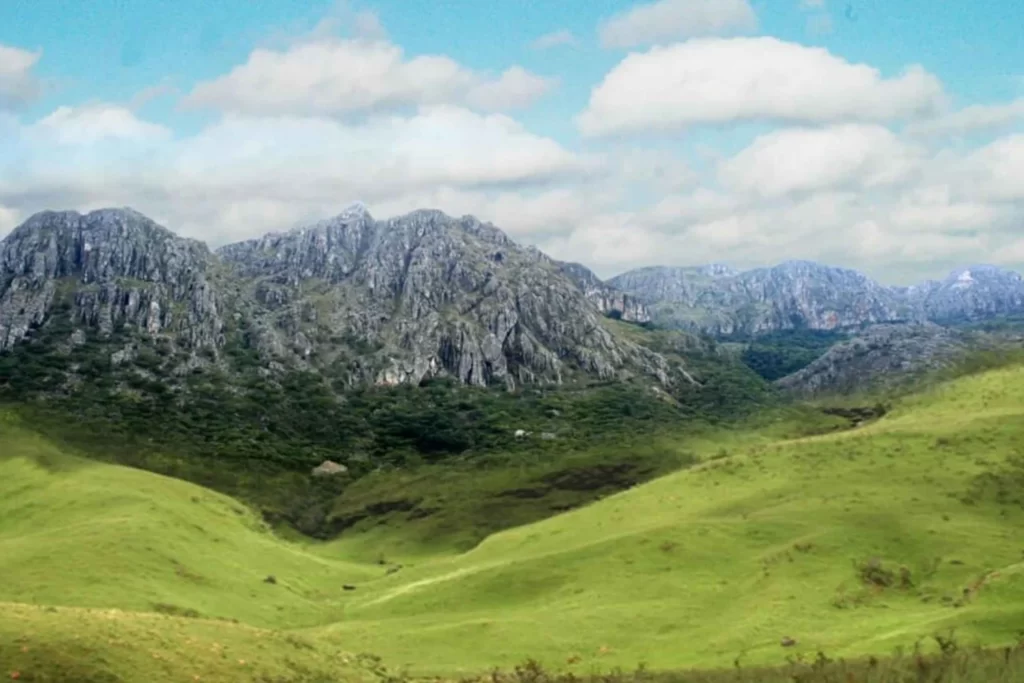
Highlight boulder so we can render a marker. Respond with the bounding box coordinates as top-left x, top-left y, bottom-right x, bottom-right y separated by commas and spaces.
311, 460, 348, 477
